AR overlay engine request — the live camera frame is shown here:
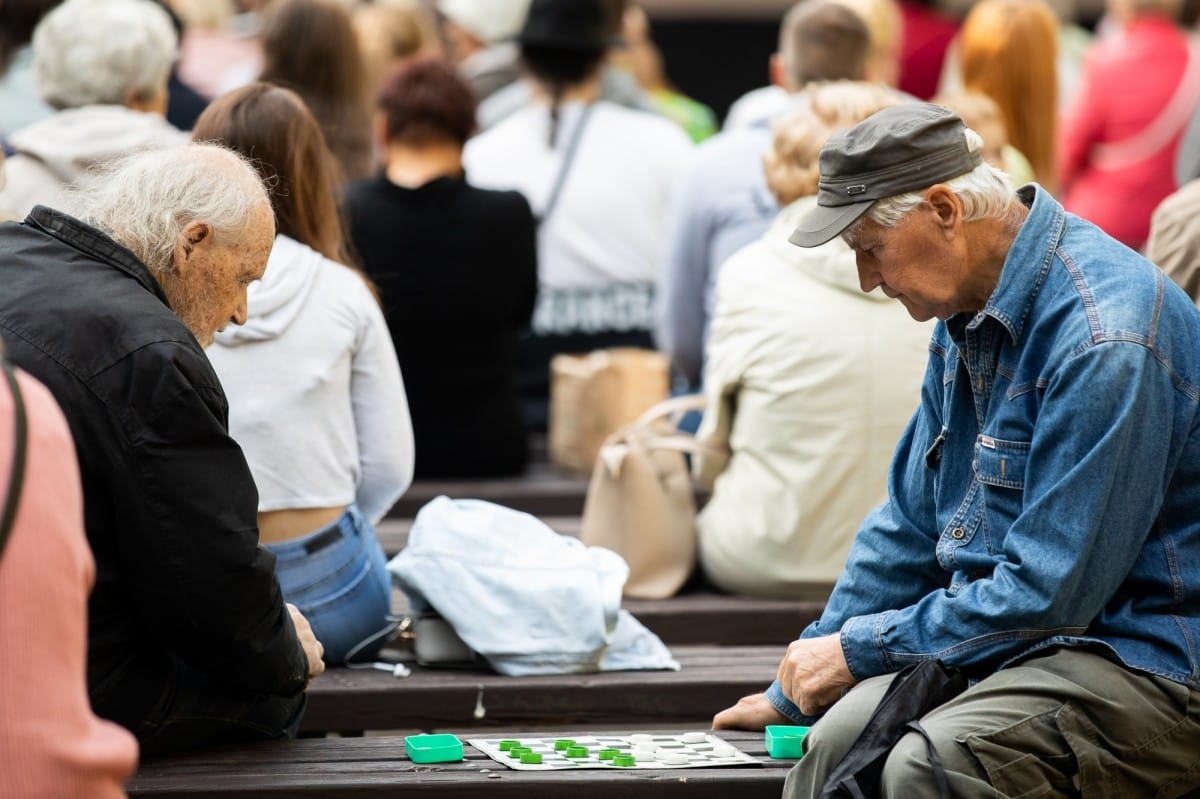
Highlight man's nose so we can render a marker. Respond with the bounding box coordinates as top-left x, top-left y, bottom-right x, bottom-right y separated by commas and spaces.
231, 295, 248, 326
855, 251, 879, 293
